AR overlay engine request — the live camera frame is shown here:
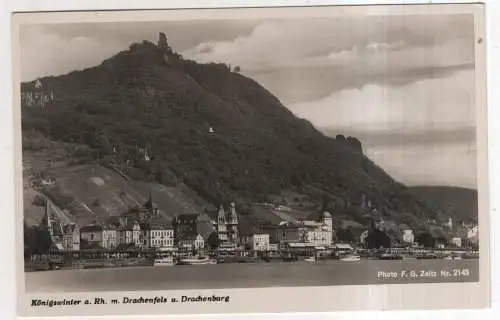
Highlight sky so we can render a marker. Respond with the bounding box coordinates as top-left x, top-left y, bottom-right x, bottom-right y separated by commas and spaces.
19, 13, 478, 189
